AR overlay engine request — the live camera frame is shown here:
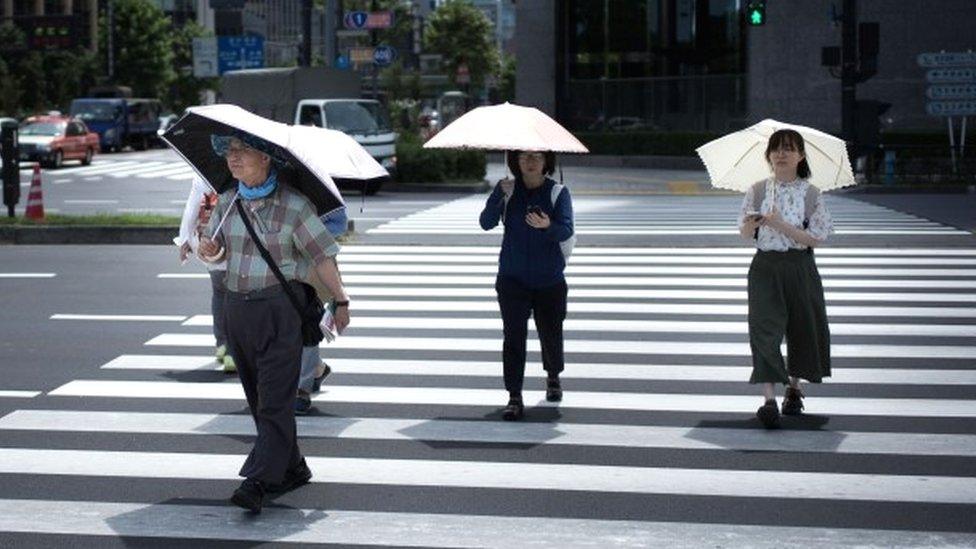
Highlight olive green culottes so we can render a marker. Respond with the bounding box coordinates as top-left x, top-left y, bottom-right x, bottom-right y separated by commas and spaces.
747, 249, 831, 384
